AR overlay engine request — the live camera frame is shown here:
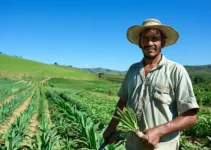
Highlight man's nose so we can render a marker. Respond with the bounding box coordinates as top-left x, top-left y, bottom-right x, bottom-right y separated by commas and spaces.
146, 40, 154, 46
